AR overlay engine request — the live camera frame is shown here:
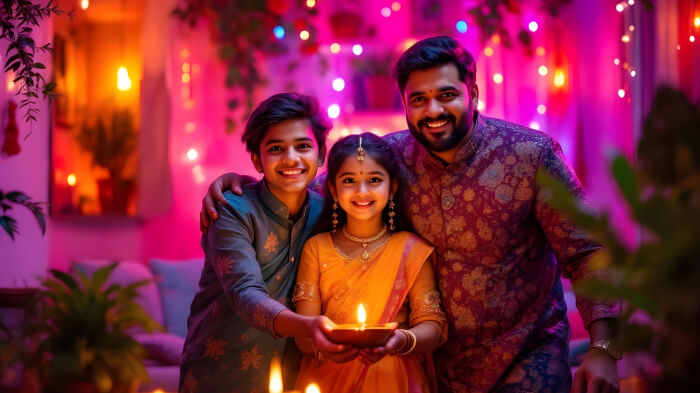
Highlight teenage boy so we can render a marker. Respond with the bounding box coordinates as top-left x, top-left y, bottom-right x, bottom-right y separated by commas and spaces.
180, 93, 348, 393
